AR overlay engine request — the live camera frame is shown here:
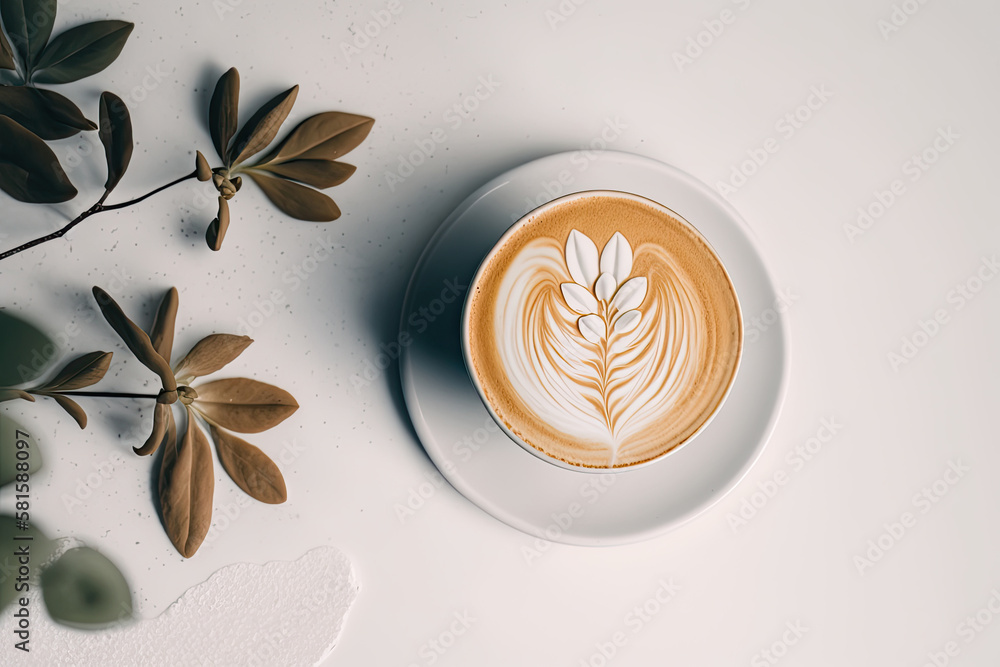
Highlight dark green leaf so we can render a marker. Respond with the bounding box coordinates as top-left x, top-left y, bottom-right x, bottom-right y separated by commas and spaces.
255, 160, 355, 189
91, 286, 176, 392
209, 67, 239, 163
247, 171, 341, 222
41, 546, 132, 628
228, 85, 298, 166
0, 0, 57, 70
0, 86, 96, 139
205, 196, 229, 251
0, 411, 41, 486
0, 26, 14, 70
45, 392, 86, 428
32, 20, 132, 84
34, 350, 111, 391
0, 514, 54, 612
97, 91, 132, 193
150, 287, 178, 362
259, 112, 373, 164
210, 425, 286, 504
0, 309, 54, 385
0, 115, 76, 203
